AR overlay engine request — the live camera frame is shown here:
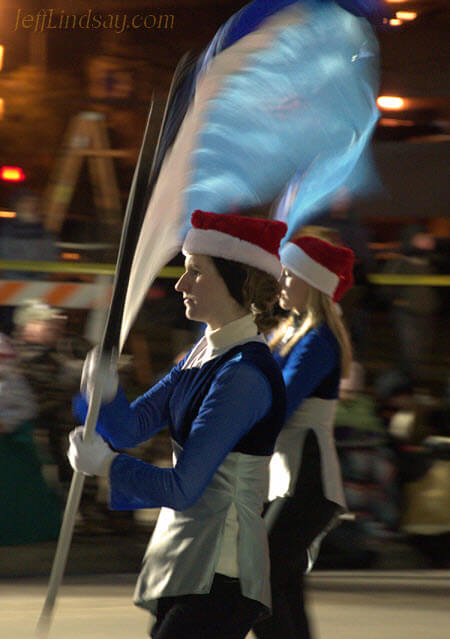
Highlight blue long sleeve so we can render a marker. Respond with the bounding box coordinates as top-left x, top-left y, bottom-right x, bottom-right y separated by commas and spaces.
72, 362, 183, 450
277, 325, 340, 421
108, 361, 272, 511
